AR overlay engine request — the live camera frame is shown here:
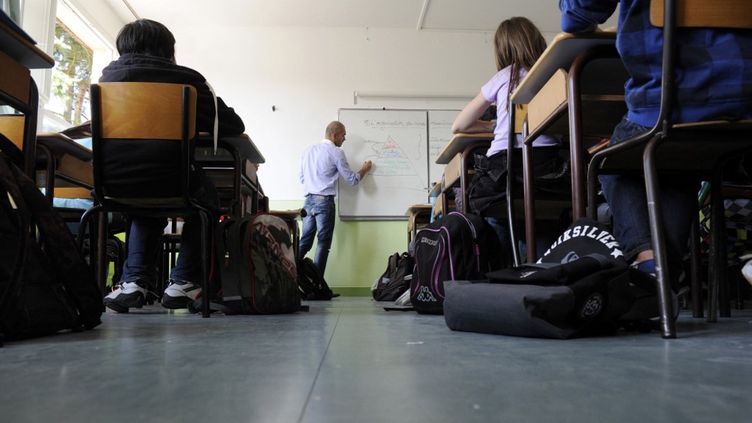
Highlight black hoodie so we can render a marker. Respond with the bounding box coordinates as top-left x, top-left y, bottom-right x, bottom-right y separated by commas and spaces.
99, 53, 245, 136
